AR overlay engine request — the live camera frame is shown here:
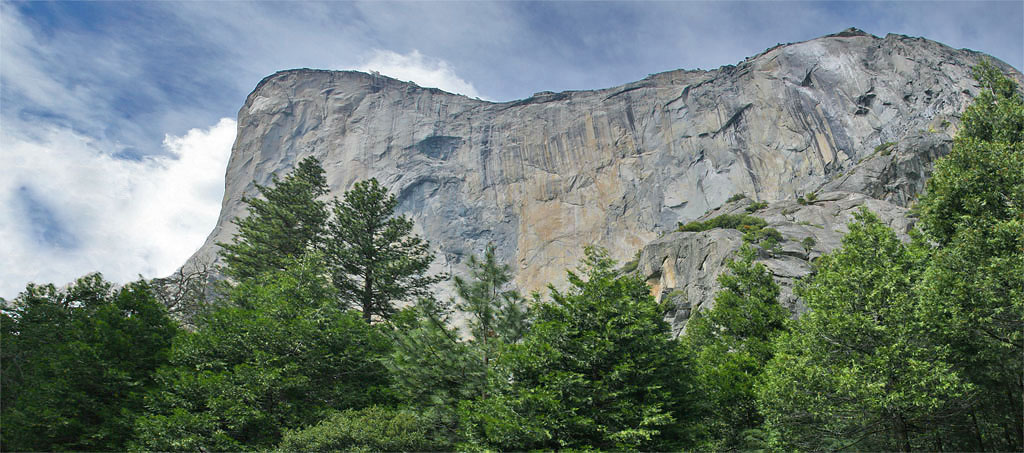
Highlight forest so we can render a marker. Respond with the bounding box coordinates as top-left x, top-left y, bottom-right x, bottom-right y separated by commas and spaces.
1, 63, 1021, 452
